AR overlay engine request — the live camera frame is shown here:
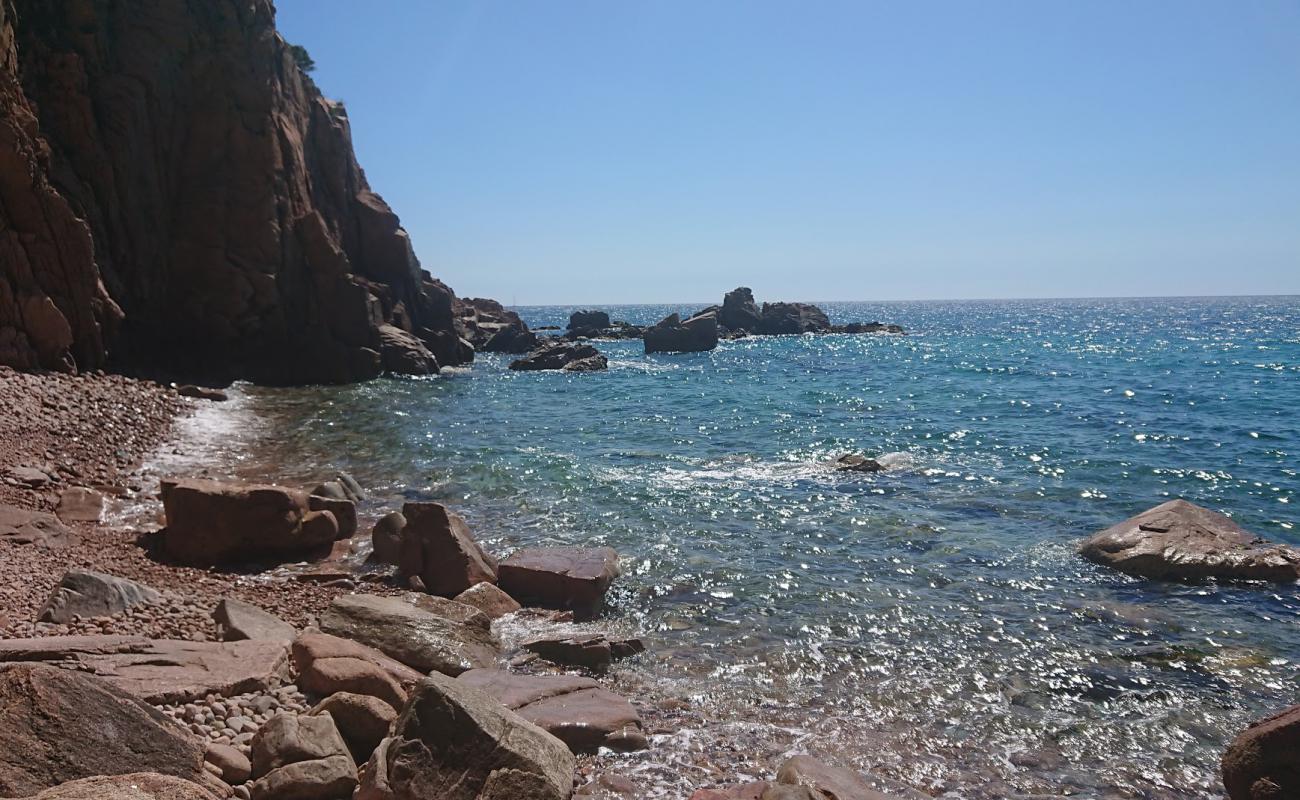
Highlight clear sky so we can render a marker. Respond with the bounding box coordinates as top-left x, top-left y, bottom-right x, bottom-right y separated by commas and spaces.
275, 1, 1300, 305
